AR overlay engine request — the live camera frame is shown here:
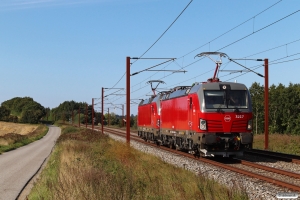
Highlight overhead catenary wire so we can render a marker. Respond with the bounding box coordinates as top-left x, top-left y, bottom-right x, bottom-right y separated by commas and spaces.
125, 53, 300, 108
133, 0, 193, 62
105, 1, 299, 112
107, 0, 193, 91
144, 9, 300, 89
244, 38, 300, 58
181, 0, 283, 58
222, 52, 300, 82
112, 50, 300, 111
219, 38, 300, 75
110, 57, 300, 115
130, 47, 300, 106
130, 0, 287, 91
216, 10, 300, 53
108, 0, 282, 96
